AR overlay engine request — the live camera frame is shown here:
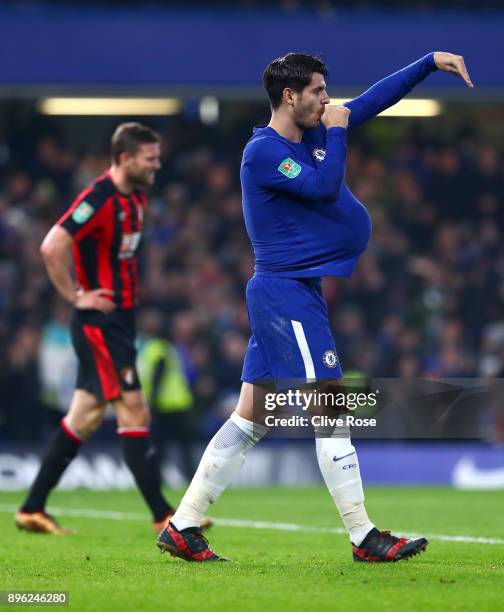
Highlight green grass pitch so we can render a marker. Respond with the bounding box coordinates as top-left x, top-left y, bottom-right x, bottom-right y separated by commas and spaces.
1, 486, 503, 611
